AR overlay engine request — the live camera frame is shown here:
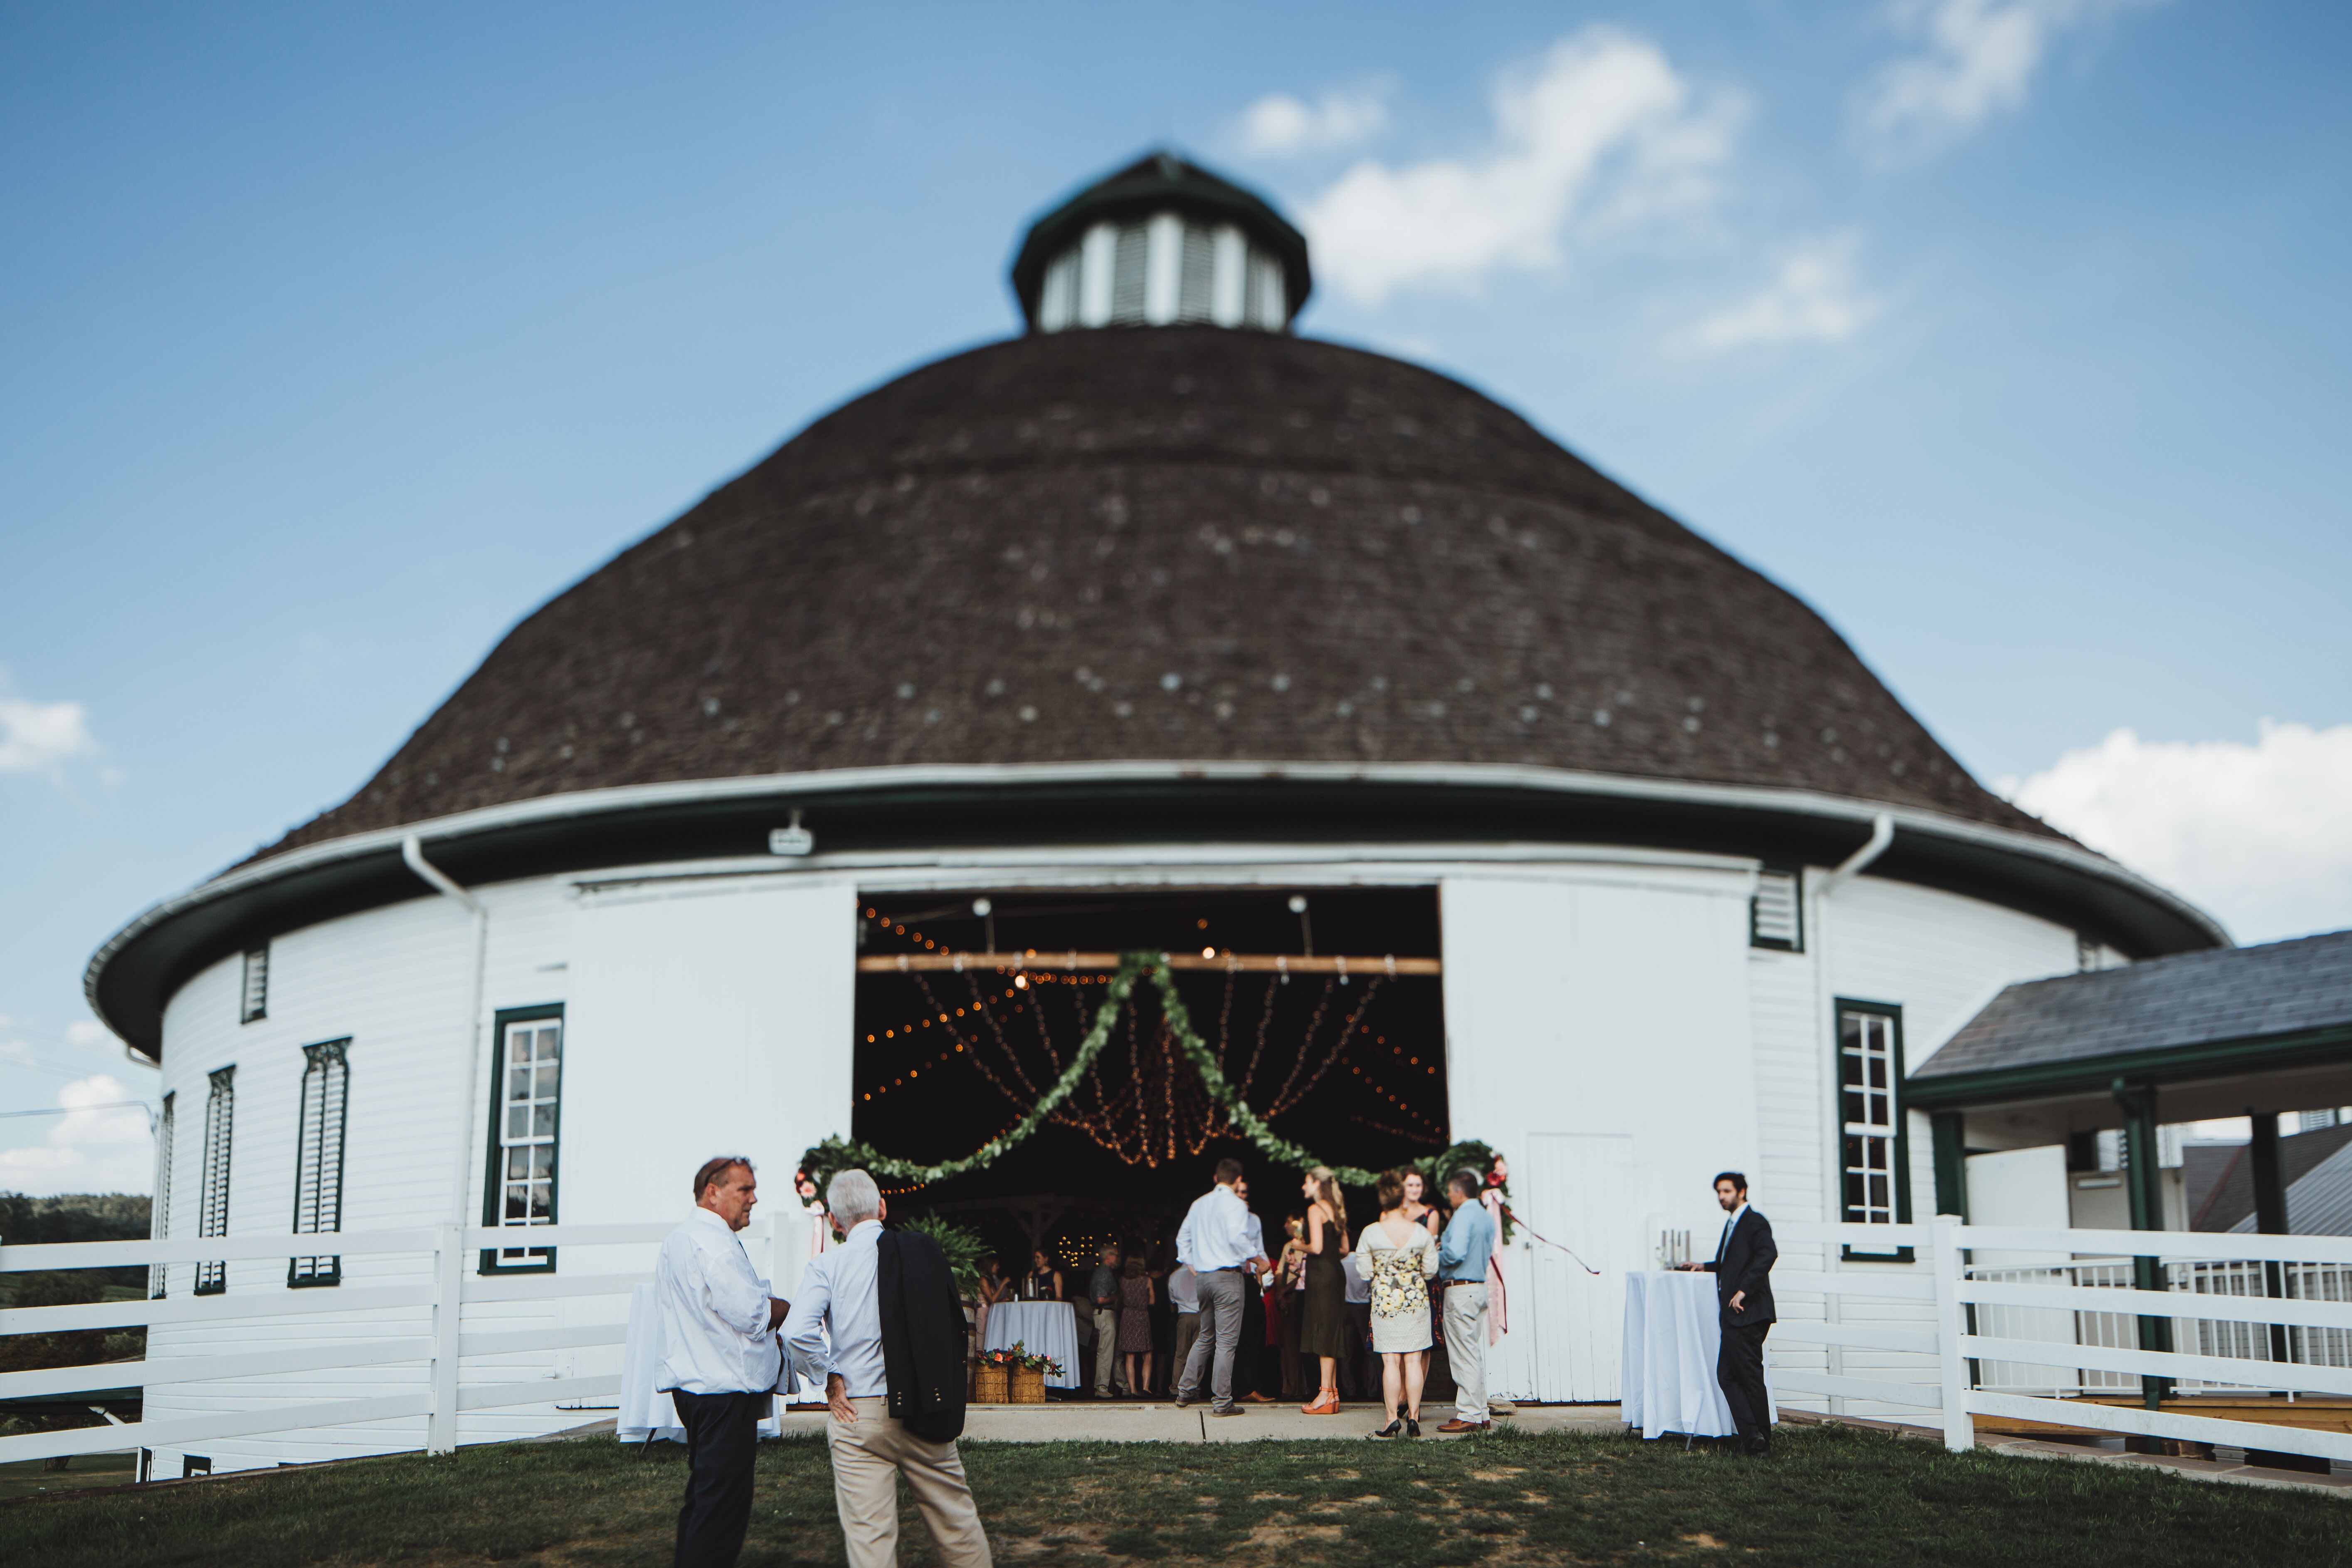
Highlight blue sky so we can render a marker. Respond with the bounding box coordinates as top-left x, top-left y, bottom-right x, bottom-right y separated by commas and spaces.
4, 2, 2348, 1190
